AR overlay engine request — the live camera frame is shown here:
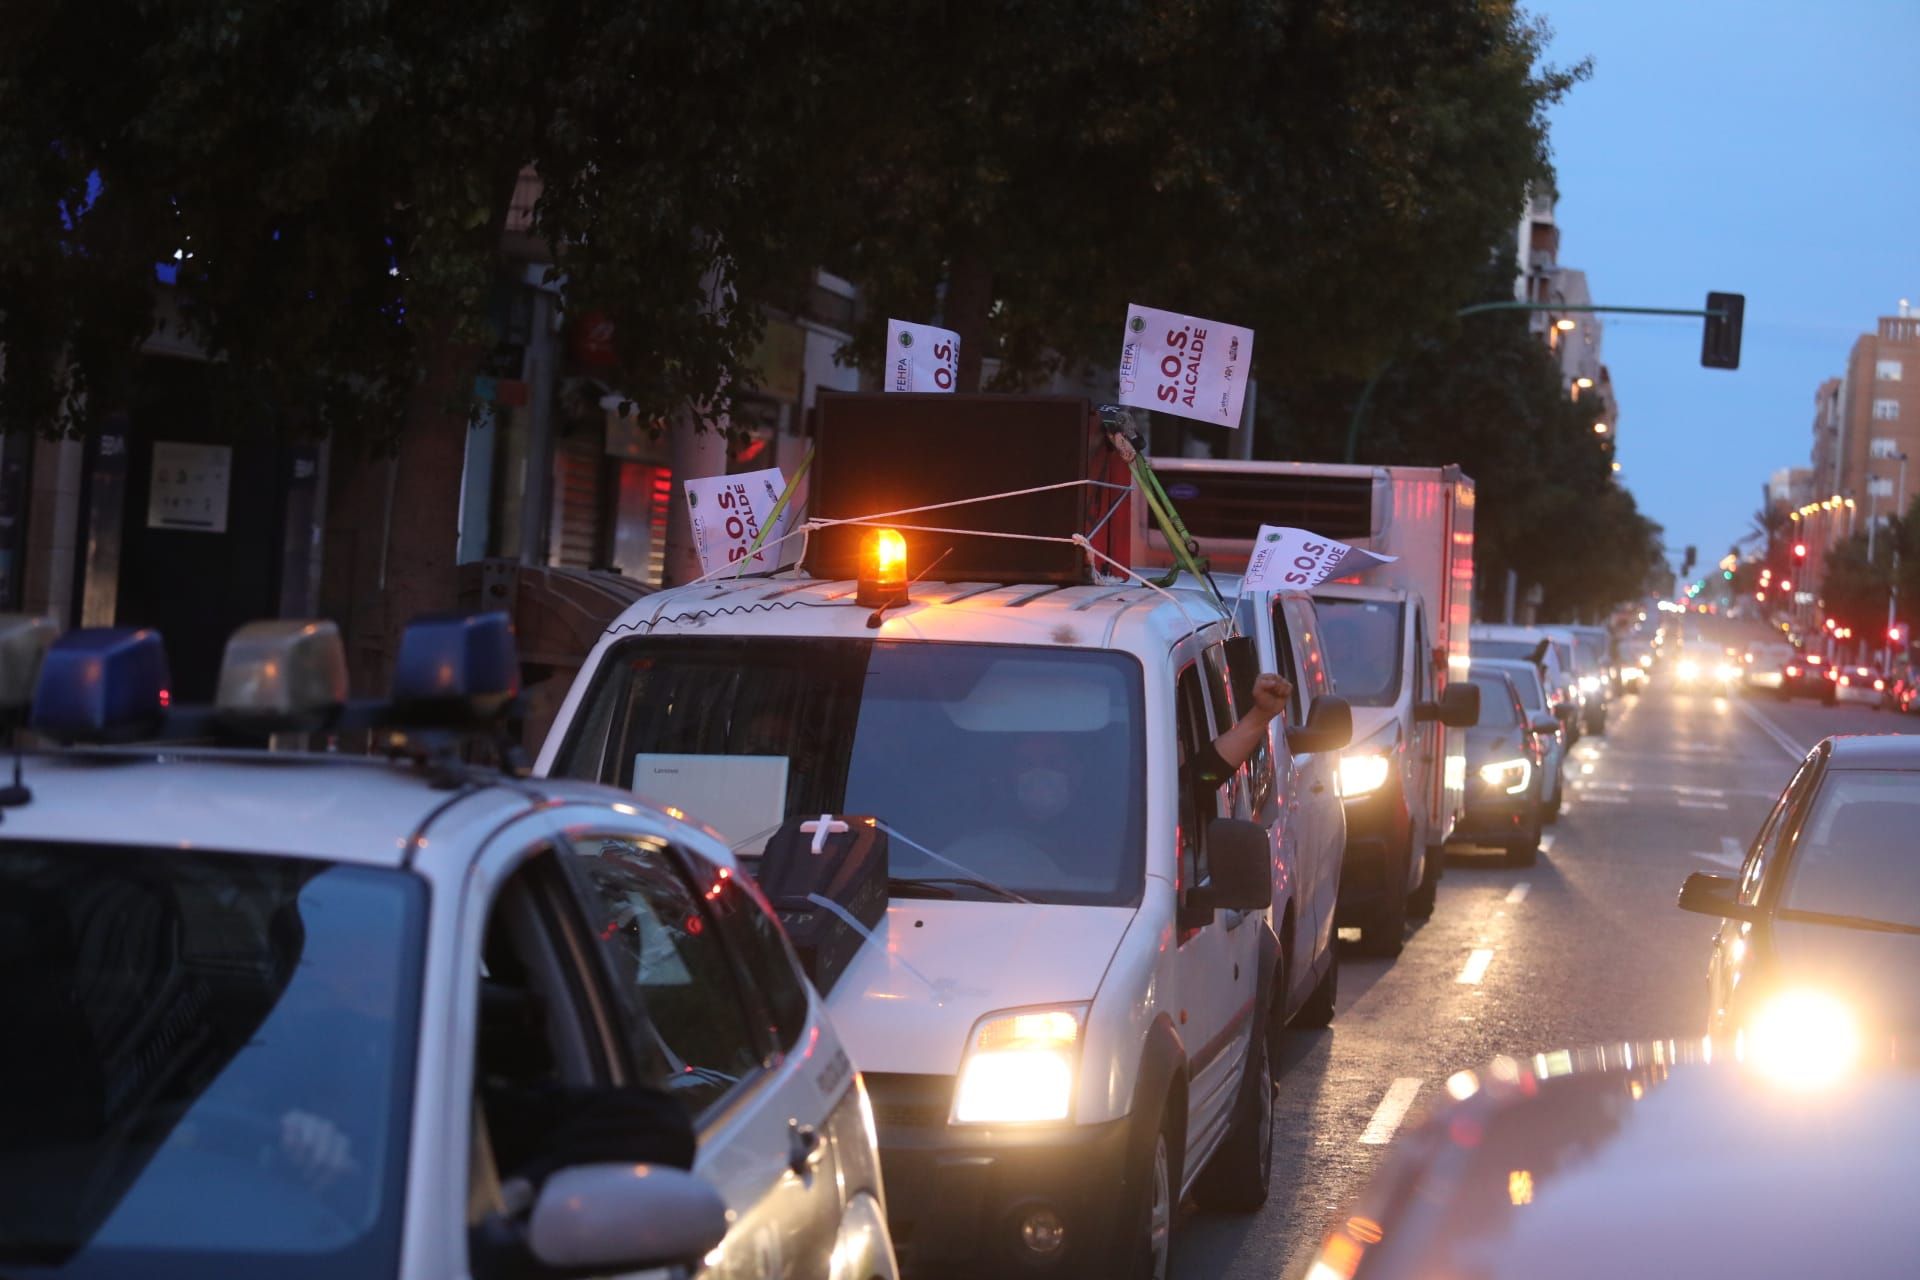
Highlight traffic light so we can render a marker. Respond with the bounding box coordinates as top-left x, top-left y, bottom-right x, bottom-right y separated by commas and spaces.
1891, 625, 1904, 643
1681, 545, 1697, 575
1702, 291, 1745, 370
